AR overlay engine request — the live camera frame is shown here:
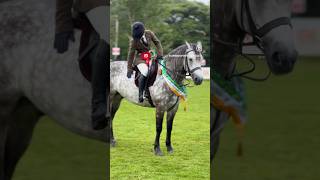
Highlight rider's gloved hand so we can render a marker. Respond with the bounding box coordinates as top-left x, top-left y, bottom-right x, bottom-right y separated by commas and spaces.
54, 31, 75, 54
156, 55, 163, 60
127, 69, 133, 78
